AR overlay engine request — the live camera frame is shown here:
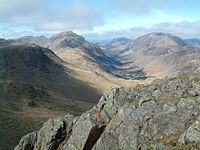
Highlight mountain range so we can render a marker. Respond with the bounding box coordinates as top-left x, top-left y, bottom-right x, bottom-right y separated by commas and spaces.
15, 32, 147, 92
100, 33, 200, 78
1, 31, 200, 149
0, 32, 148, 149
